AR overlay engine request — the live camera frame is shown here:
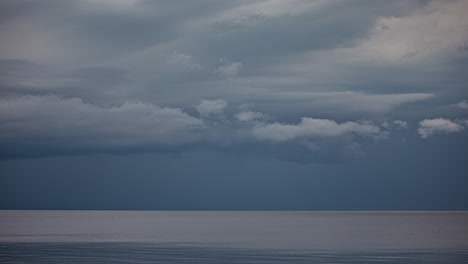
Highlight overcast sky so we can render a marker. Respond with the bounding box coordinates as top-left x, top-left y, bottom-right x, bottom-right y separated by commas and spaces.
1, 0, 467, 210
